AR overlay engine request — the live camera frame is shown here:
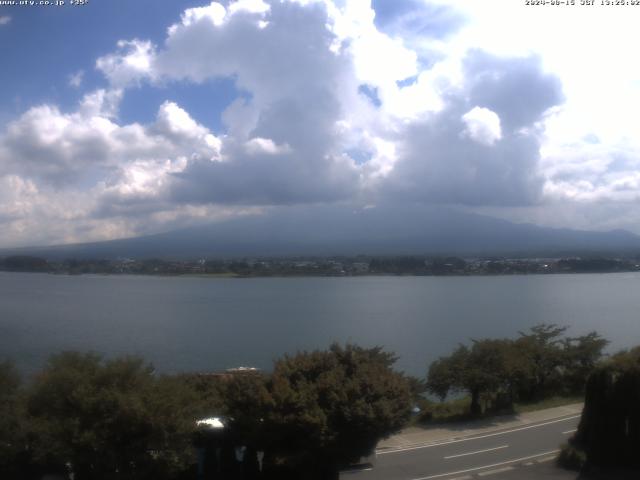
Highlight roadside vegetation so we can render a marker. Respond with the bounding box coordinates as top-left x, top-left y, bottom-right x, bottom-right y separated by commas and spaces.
424, 324, 607, 419
0, 344, 412, 480
1, 327, 637, 479
423, 325, 640, 474
412, 394, 584, 426
559, 346, 640, 474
